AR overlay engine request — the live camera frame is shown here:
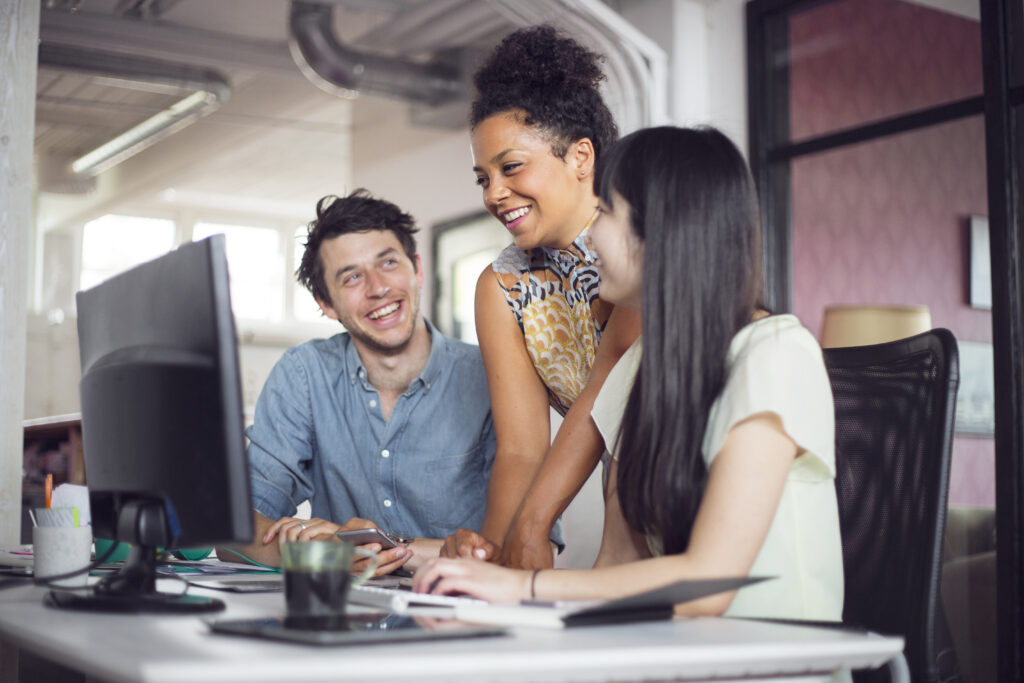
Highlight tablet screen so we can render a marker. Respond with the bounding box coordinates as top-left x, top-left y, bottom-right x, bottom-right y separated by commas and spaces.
208, 612, 507, 646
